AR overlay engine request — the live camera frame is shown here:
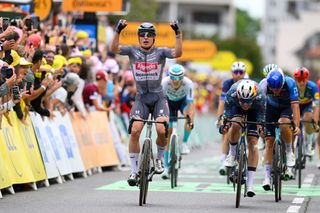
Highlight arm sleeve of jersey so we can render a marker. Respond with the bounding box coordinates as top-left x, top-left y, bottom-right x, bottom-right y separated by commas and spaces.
119, 46, 132, 56
258, 79, 268, 96
311, 82, 320, 106
186, 80, 194, 103
160, 48, 174, 59
255, 90, 266, 122
287, 77, 299, 104
220, 81, 229, 101
223, 89, 234, 118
